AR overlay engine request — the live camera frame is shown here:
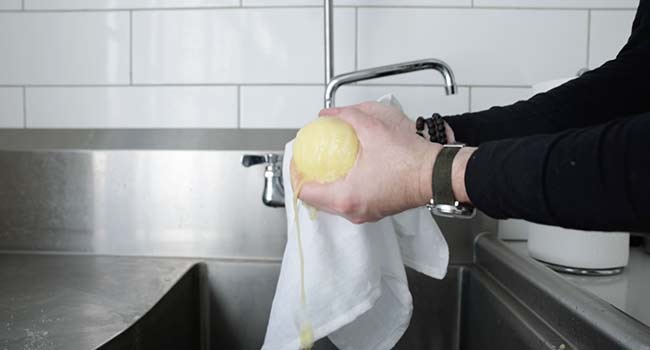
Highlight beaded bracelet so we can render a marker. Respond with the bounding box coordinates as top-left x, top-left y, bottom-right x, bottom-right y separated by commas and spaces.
416, 113, 448, 145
